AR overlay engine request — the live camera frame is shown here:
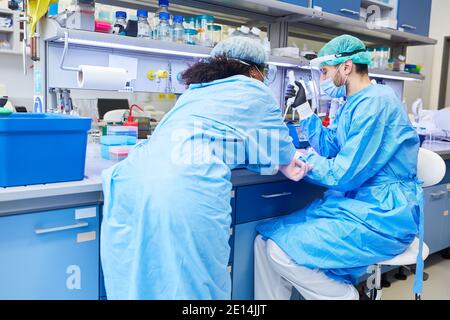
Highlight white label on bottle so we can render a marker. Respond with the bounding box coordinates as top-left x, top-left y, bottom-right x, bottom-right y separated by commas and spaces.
77, 231, 96, 243
75, 207, 96, 220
